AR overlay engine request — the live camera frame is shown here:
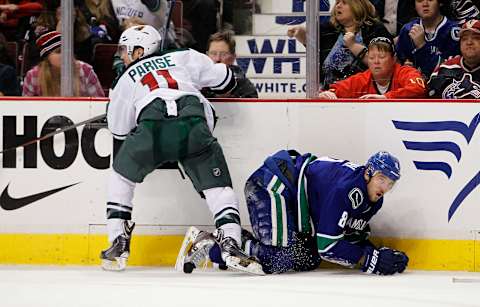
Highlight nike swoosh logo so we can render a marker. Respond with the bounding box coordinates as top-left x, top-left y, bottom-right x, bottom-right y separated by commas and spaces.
0, 182, 80, 210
